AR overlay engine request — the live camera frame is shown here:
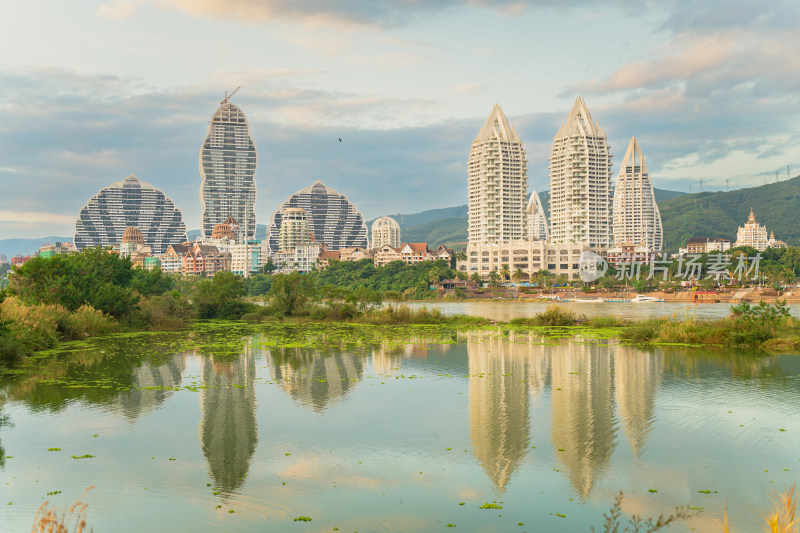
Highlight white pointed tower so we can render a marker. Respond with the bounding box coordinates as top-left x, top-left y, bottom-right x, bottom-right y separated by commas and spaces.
200, 91, 257, 241
468, 104, 528, 246
612, 137, 663, 252
526, 191, 549, 241
548, 97, 613, 248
